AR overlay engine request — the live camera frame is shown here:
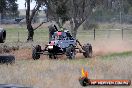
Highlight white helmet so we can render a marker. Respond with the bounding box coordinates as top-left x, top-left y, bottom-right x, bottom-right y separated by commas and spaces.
64, 29, 69, 33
